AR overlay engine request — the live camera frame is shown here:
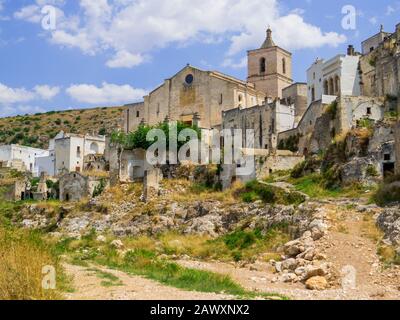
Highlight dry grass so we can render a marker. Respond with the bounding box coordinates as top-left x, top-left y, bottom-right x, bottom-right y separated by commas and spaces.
167, 179, 242, 204
82, 170, 110, 178
361, 214, 383, 243
0, 226, 66, 300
